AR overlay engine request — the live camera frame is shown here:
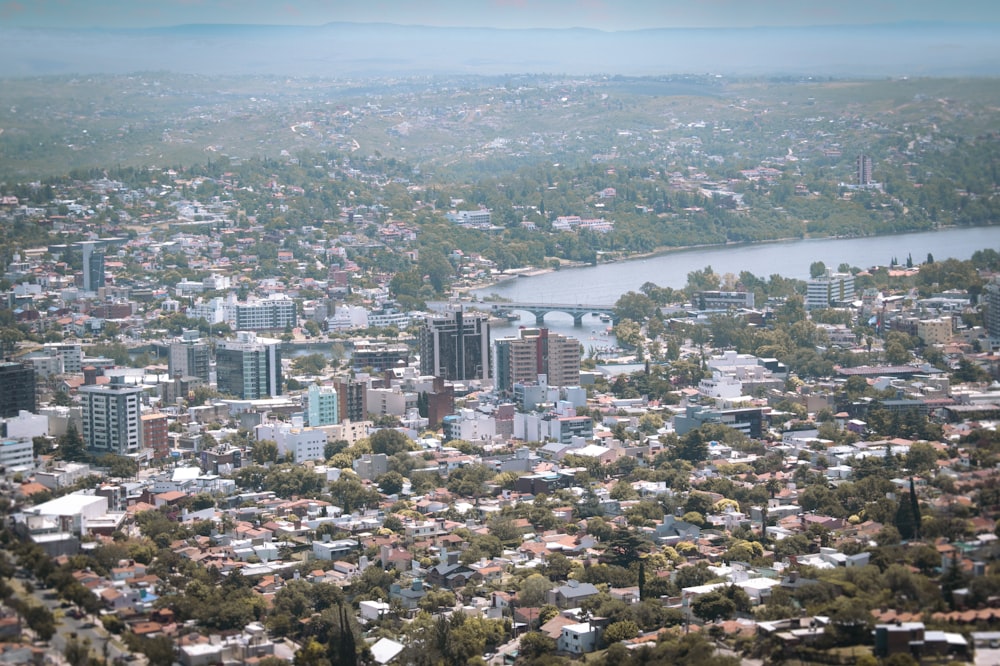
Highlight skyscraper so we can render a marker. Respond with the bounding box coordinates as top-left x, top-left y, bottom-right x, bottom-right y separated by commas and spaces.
418, 310, 491, 381
985, 278, 1000, 340
168, 330, 211, 383
80, 378, 143, 456
333, 376, 367, 422
215, 331, 282, 399
856, 154, 873, 187
0, 361, 36, 417
80, 241, 106, 293
307, 384, 339, 426
494, 327, 581, 393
